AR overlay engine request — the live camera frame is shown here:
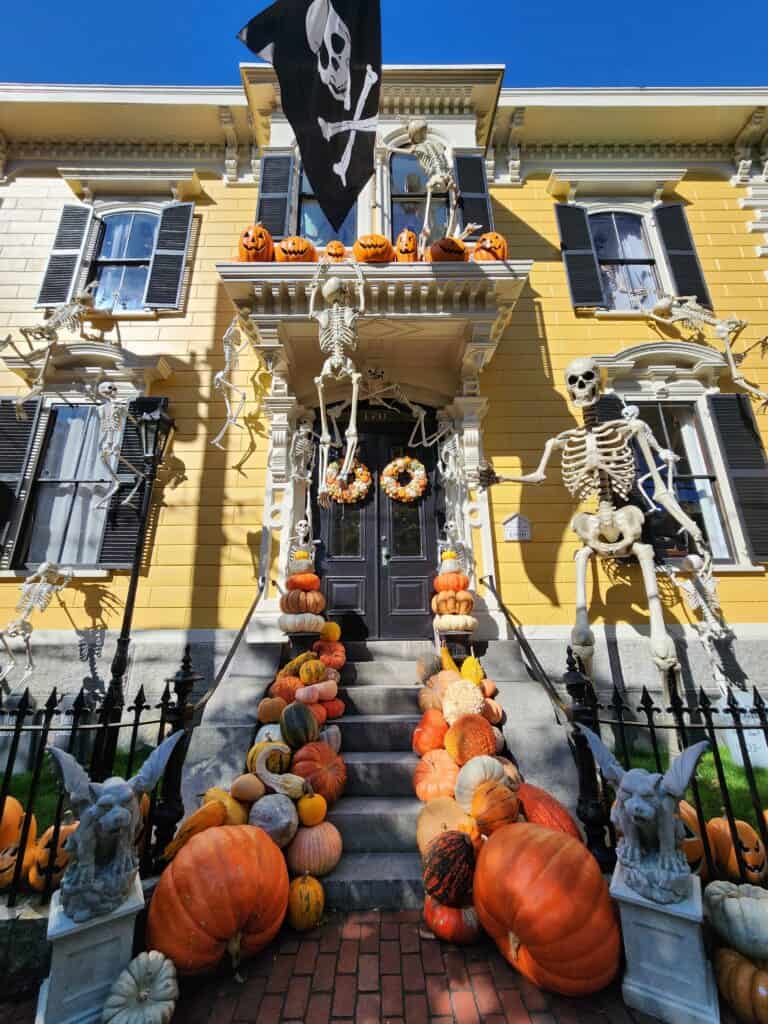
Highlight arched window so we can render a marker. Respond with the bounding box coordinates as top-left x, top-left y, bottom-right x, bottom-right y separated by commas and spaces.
91, 210, 159, 313
587, 211, 661, 311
